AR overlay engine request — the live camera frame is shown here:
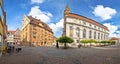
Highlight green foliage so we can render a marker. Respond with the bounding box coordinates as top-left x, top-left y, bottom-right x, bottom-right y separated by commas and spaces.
56, 39, 59, 42
80, 39, 96, 43
58, 36, 74, 43
100, 40, 112, 44
111, 41, 116, 45
88, 39, 96, 43
95, 41, 100, 43
80, 40, 89, 43
100, 40, 116, 45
